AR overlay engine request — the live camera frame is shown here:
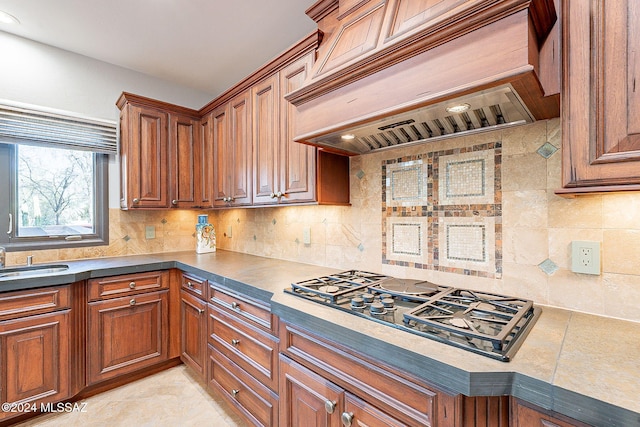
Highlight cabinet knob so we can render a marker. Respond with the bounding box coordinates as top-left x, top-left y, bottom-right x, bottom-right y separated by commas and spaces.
222, 197, 228, 202
129, 298, 136, 306
276, 191, 284, 198
172, 199, 178, 205
231, 339, 240, 347
231, 389, 240, 398
324, 400, 337, 414
269, 192, 276, 199
341, 412, 354, 427
231, 302, 239, 310
132, 198, 140, 204
129, 281, 136, 289
187, 281, 193, 288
